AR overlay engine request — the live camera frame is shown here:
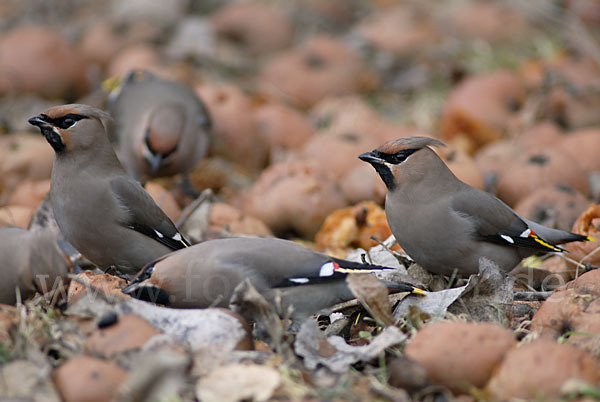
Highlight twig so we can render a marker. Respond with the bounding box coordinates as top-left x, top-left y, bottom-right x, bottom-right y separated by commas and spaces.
576, 245, 600, 277
330, 292, 414, 315
324, 317, 350, 337
514, 291, 553, 301
556, 247, 600, 278
330, 298, 361, 312
369, 235, 414, 268
175, 188, 213, 229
